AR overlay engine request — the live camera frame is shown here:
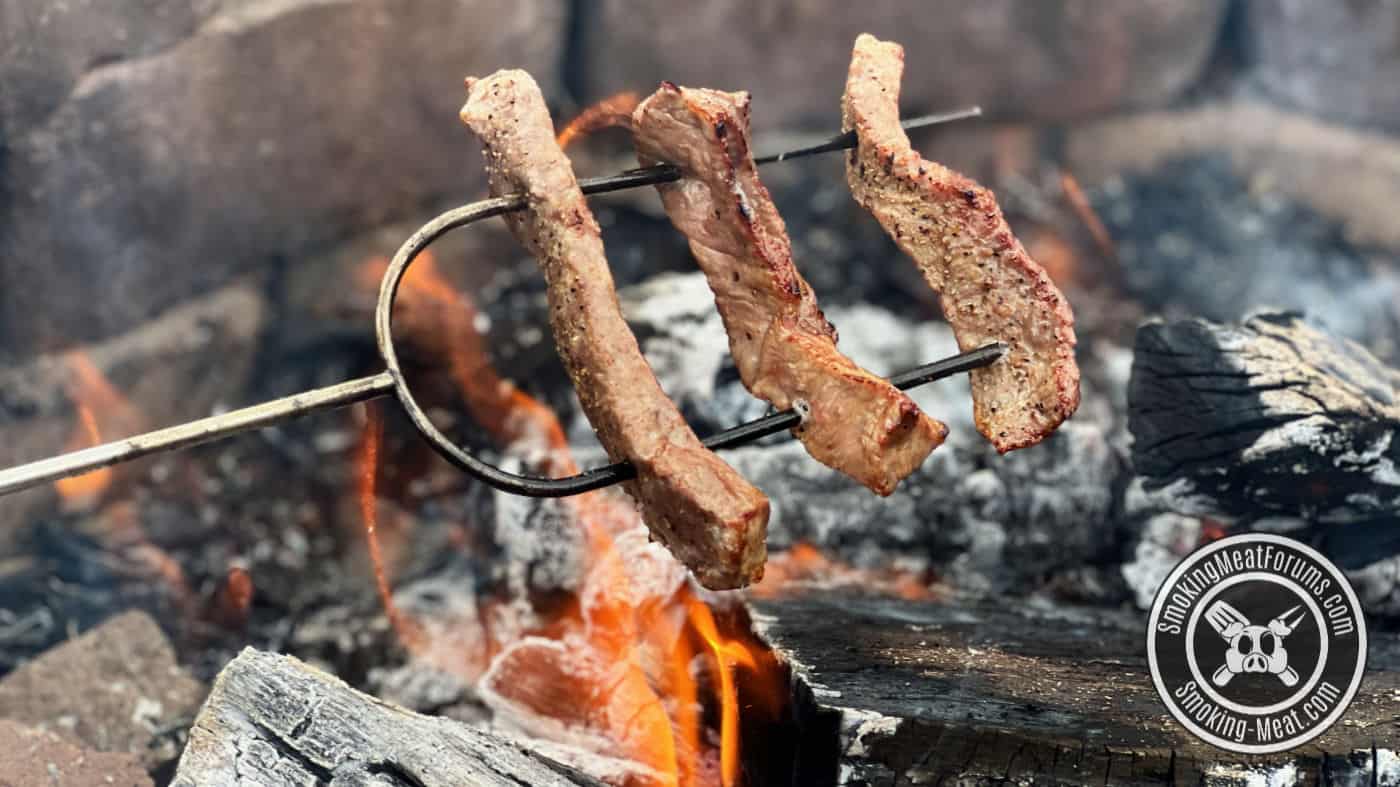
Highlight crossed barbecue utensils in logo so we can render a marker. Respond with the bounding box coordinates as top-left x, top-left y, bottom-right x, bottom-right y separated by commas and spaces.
1202, 600, 1308, 688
